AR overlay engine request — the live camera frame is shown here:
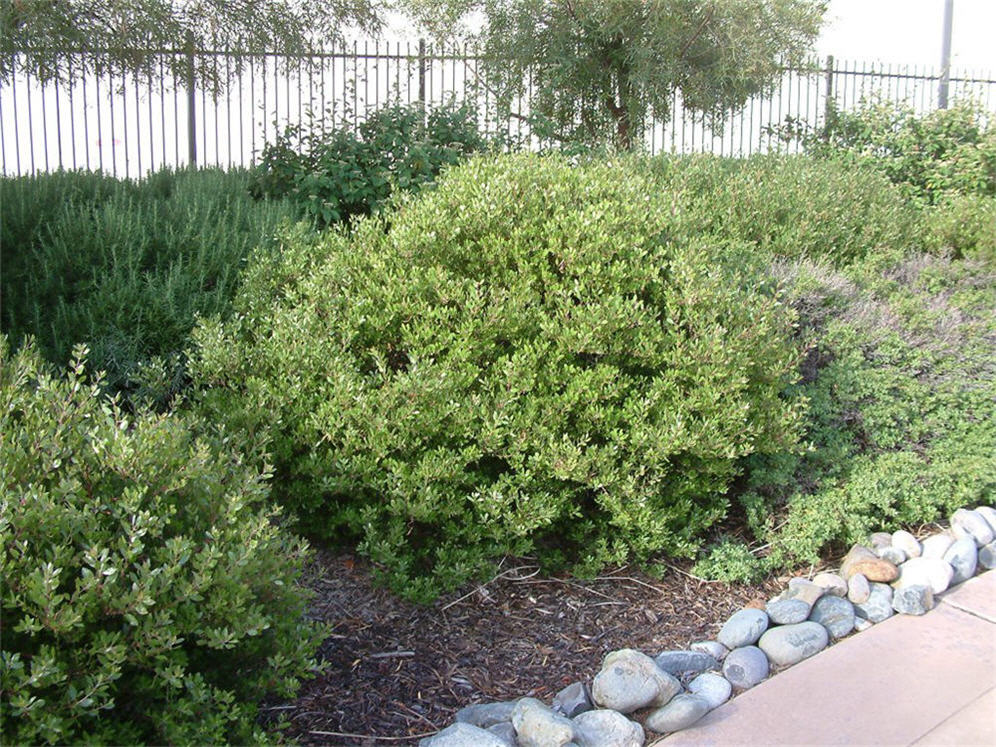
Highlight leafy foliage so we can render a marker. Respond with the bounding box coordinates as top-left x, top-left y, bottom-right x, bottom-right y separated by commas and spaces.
191, 153, 806, 600
248, 100, 492, 226
0, 168, 297, 403
921, 192, 996, 262
0, 339, 324, 745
